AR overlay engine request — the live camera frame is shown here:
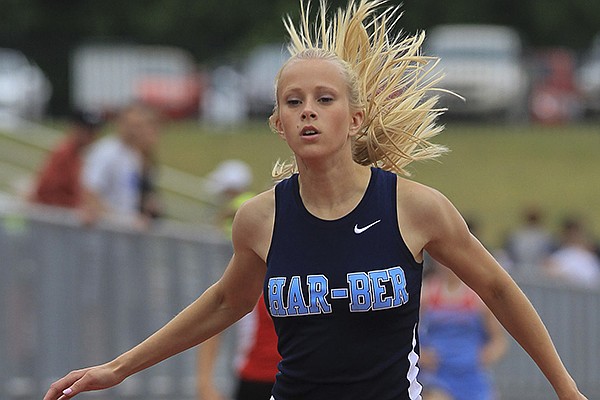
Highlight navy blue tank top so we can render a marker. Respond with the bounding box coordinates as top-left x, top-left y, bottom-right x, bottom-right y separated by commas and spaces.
265, 167, 424, 400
